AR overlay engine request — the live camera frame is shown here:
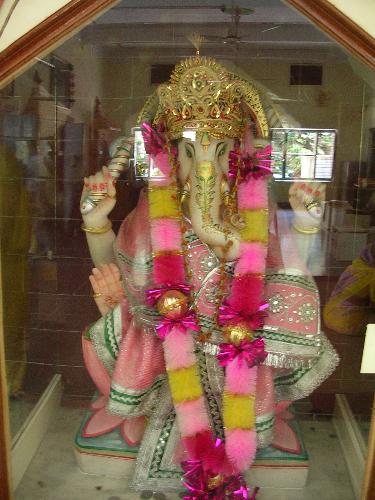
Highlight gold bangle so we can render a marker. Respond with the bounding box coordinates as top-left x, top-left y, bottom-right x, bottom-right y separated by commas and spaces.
92, 292, 102, 298
110, 161, 128, 167
81, 221, 112, 234
292, 223, 319, 234
117, 145, 131, 151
